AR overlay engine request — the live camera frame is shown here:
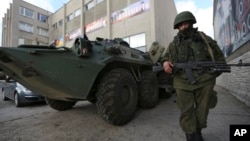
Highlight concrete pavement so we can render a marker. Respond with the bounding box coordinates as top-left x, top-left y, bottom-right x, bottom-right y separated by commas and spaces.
0, 85, 249, 141
201, 85, 250, 141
